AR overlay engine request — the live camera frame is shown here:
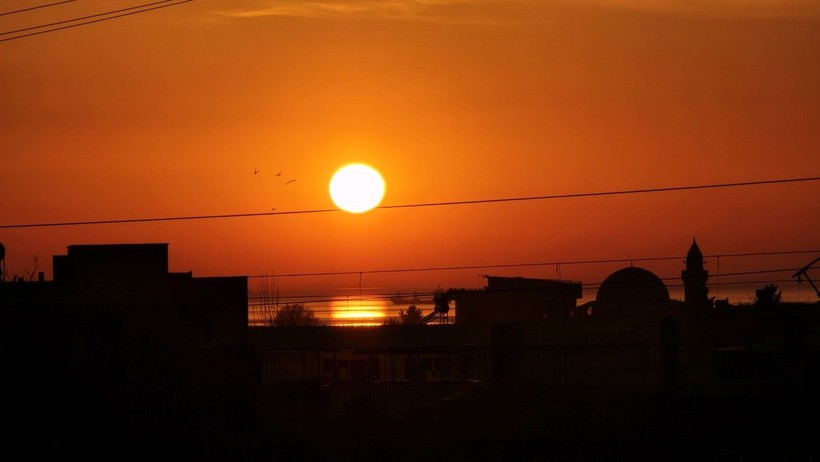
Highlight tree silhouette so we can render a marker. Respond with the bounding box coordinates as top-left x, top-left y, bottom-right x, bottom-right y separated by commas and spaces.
0, 253, 38, 282
754, 283, 782, 307
255, 276, 278, 326
271, 303, 320, 327
23, 255, 39, 281
398, 305, 423, 325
